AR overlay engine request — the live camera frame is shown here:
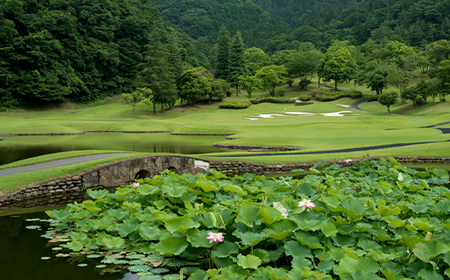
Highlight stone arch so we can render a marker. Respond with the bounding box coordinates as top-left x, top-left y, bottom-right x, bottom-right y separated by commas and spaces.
168, 166, 177, 172
135, 170, 151, 180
